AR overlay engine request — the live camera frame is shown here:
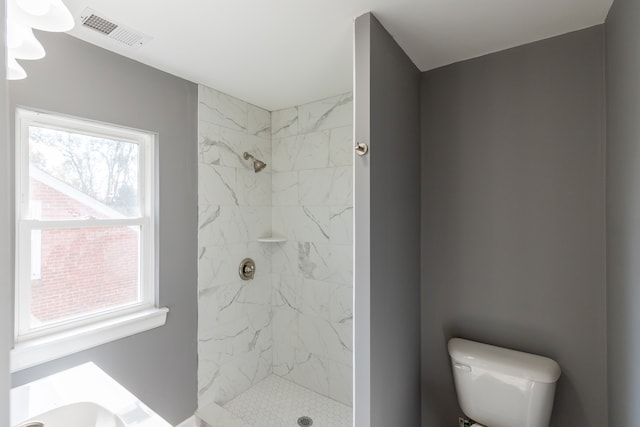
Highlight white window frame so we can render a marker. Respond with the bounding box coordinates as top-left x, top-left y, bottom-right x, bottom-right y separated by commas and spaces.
11, 108, 167, 372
